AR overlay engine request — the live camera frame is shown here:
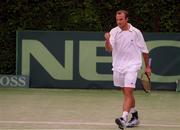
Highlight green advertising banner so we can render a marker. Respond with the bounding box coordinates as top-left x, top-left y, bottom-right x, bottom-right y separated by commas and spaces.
16, 31, 180, 90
